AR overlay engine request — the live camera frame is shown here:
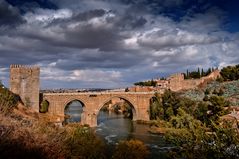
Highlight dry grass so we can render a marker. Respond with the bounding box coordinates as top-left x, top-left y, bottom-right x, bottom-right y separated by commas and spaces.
0, 102, 107, 159
0, 107, 66, 159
